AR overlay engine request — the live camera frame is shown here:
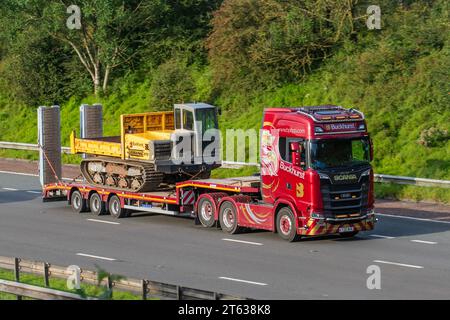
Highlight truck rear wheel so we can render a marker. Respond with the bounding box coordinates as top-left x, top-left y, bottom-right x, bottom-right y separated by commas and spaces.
219, 201, 242, 234
71, 190, 88, 213
197, 196, 216, 228
276, 207, 301, 242
89, 192, 107, 216
108, 195, 127, 219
